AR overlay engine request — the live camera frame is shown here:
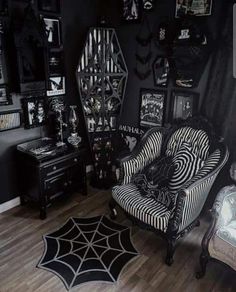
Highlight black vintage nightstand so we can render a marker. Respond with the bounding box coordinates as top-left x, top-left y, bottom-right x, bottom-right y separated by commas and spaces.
17, 138, 88, 219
